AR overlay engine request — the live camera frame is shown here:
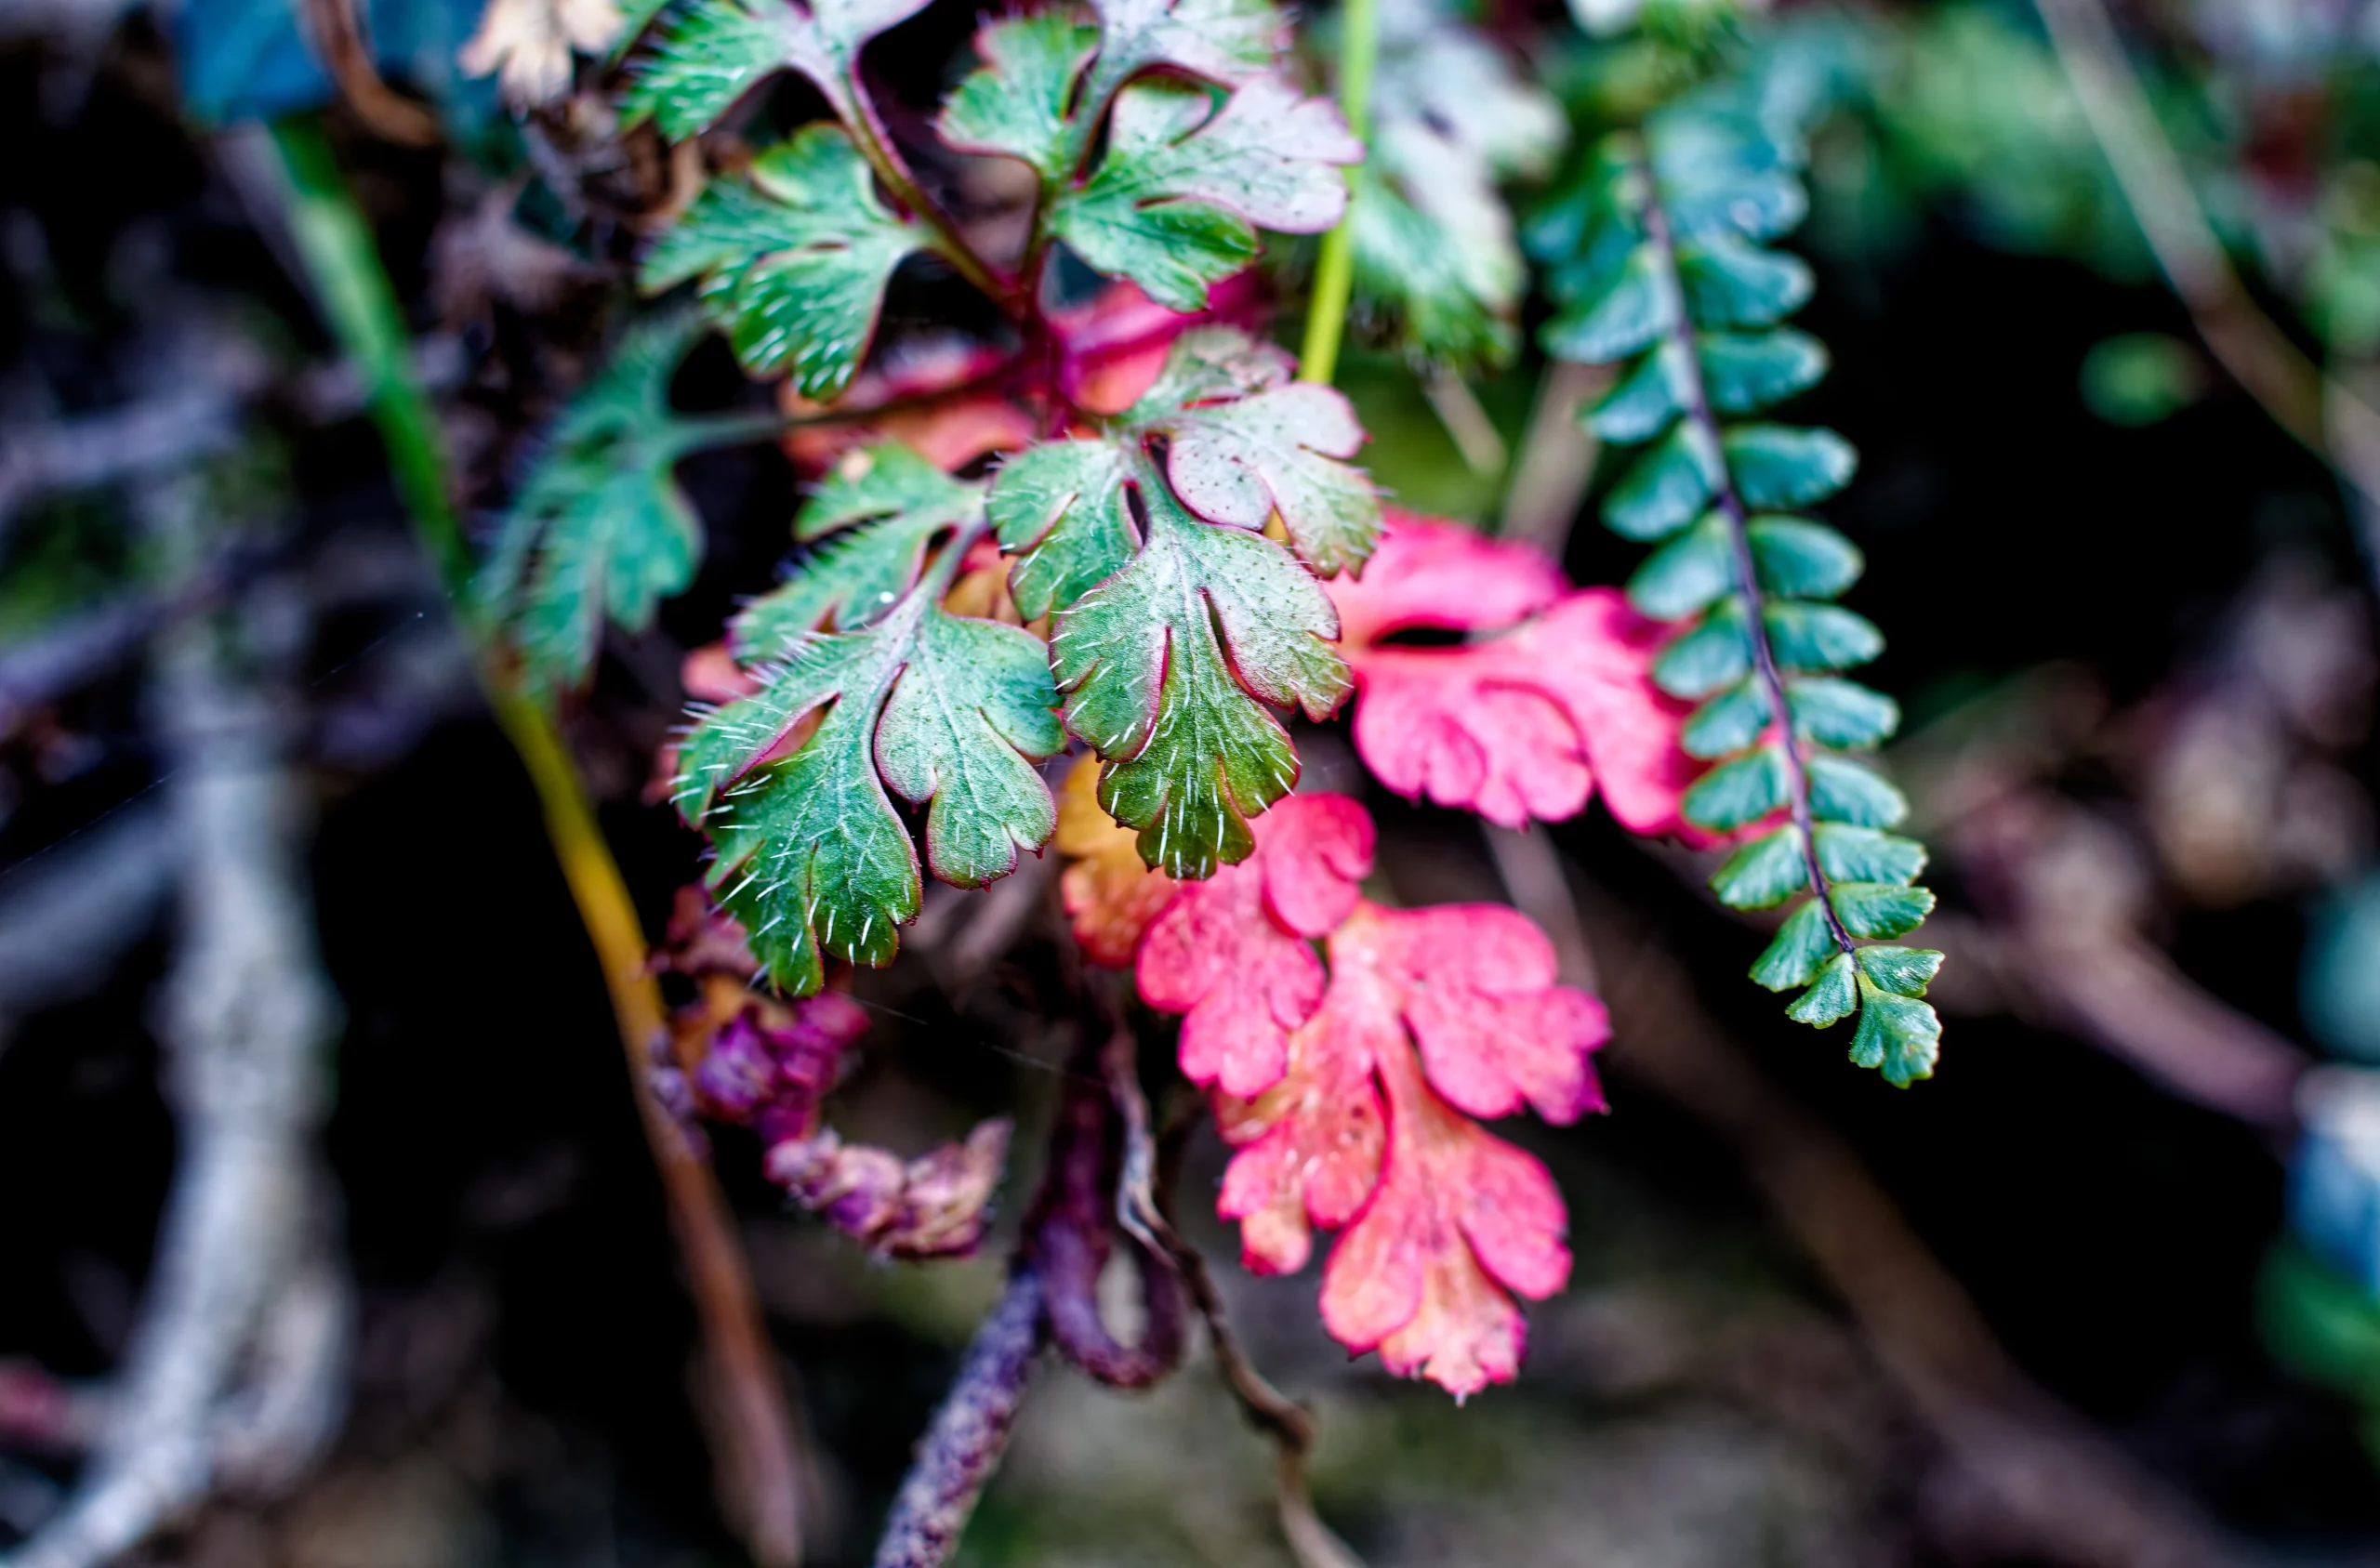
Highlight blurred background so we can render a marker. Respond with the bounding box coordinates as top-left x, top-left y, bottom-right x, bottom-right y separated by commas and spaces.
7, 0, 2380, 1562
